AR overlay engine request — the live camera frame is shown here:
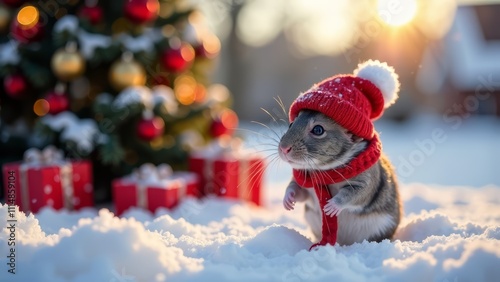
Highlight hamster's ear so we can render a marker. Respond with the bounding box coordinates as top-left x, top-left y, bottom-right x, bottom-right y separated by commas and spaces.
354, 60, 400, 108
344, 131, 363, 143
